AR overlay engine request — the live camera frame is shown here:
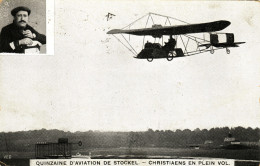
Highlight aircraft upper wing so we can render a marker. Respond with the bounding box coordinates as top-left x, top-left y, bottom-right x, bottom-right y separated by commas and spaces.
107, 20, 230, 37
